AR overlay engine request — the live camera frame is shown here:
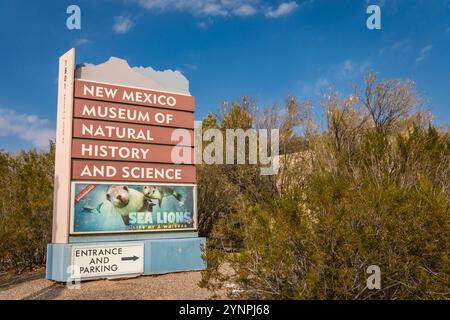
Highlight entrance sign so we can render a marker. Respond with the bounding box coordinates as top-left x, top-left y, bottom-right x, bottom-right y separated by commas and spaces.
71, 243, 144, 279
51, 51, 196, 239
47, 50, 204, 283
